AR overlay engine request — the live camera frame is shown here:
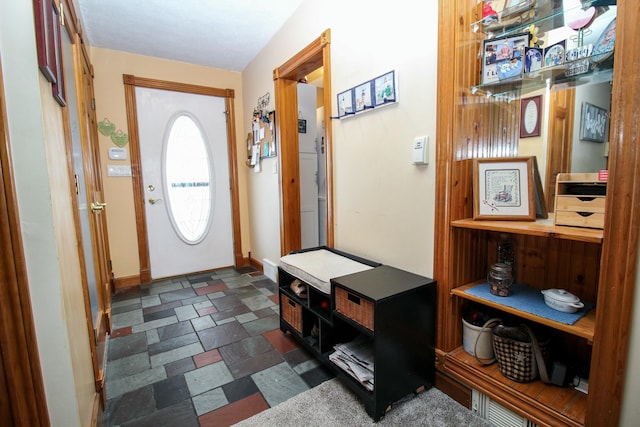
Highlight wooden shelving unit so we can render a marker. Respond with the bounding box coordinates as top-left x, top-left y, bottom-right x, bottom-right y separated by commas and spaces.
434, 1, 640, 425
451, 280, 595, 341
446, 347, 586, 427
451, 216, 603, 243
